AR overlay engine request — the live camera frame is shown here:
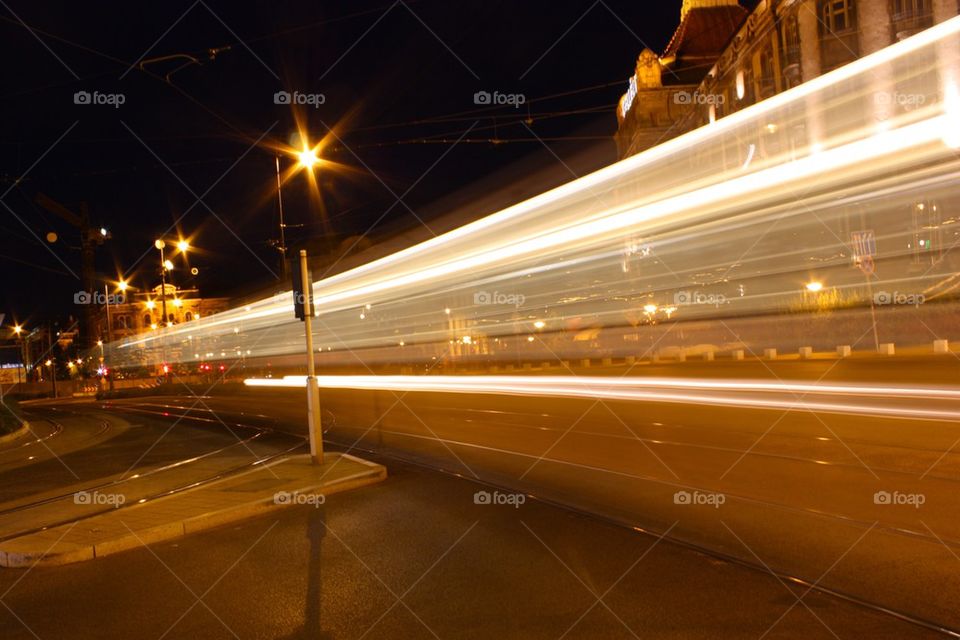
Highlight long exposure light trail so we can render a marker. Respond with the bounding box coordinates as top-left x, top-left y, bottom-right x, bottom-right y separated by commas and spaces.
107, 17, 960, 370
245, 376, 960, 422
